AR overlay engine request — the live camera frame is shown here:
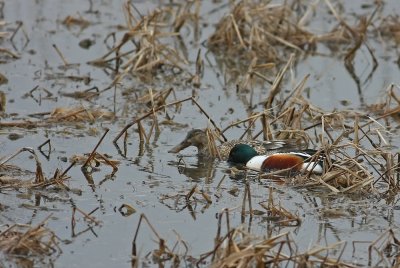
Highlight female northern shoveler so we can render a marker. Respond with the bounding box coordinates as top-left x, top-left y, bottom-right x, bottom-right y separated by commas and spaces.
228, 144, 323, 174
168, 129, 301, 160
